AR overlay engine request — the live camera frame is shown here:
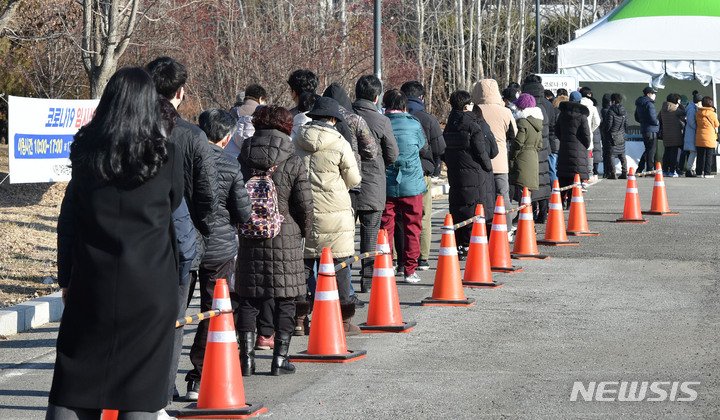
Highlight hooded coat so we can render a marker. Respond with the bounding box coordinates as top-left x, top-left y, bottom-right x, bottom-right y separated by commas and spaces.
603, 103, 628, 155
695, 107, 720, 148
295, 122, 361, 258
556, 101, 591, 180
510, 107, 544, 191
385, 112, 427, 197
236, 129, 313, 299
520, 81, 553, 201
659, 101, 686, 148
442, 109, 496, 225
472, 79, 517, 174
352, 99, 400, 211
